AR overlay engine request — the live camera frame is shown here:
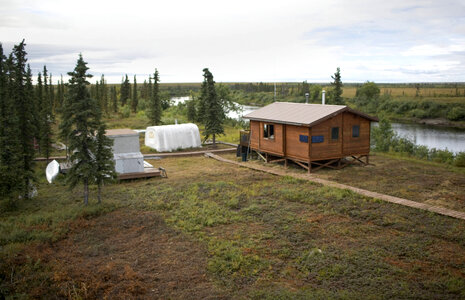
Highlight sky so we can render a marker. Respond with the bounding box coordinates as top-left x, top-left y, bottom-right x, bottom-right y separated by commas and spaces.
1, 0, 465, 83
